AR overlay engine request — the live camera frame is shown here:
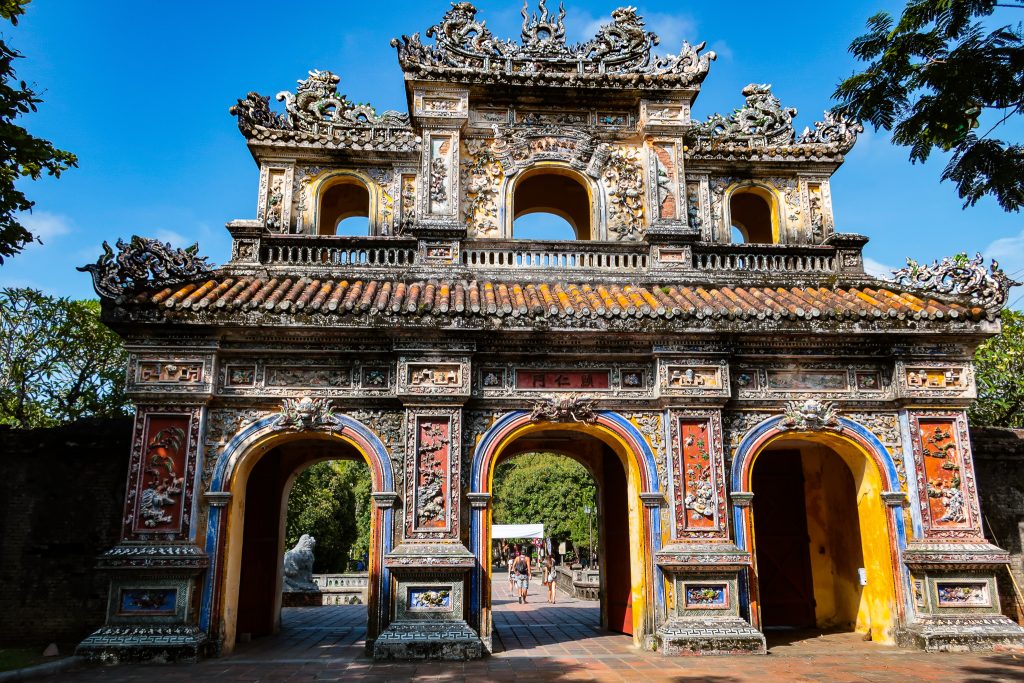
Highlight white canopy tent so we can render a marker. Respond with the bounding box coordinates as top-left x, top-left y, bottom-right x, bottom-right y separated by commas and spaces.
492, 523, 545, 539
